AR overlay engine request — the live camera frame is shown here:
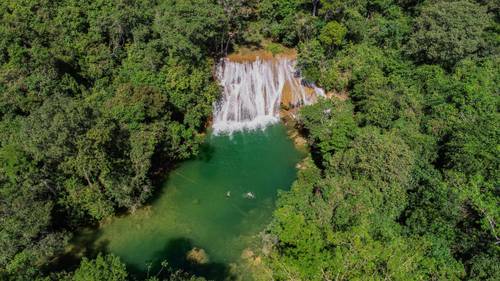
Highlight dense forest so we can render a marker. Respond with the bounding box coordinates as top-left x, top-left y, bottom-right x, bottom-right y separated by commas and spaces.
0, 0, 498, 281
